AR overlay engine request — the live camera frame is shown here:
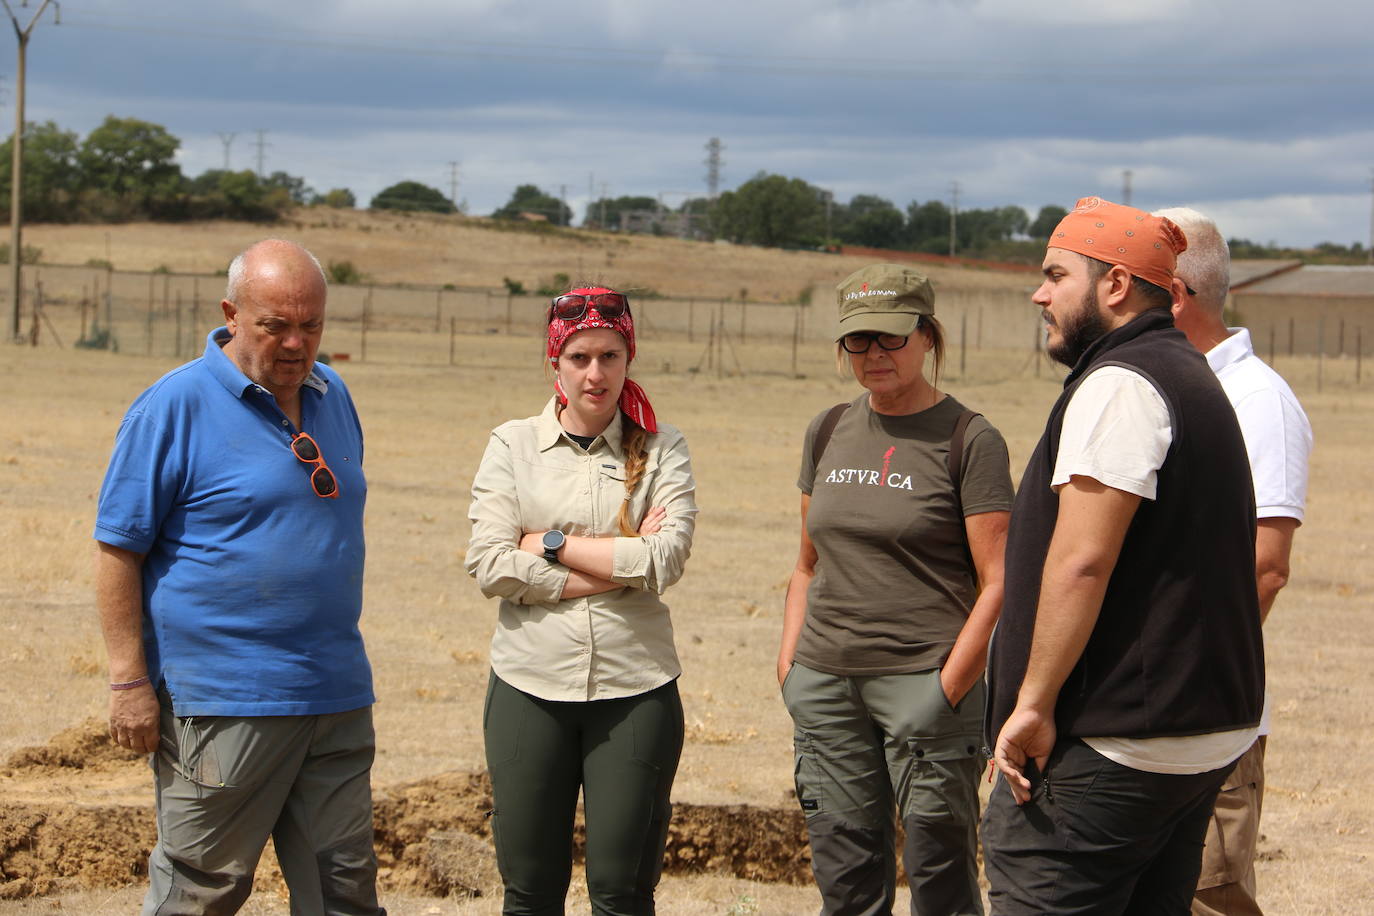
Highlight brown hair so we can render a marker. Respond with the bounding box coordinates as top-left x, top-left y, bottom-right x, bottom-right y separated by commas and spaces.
616, 419, 650, 536
834, 316, 946, 389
